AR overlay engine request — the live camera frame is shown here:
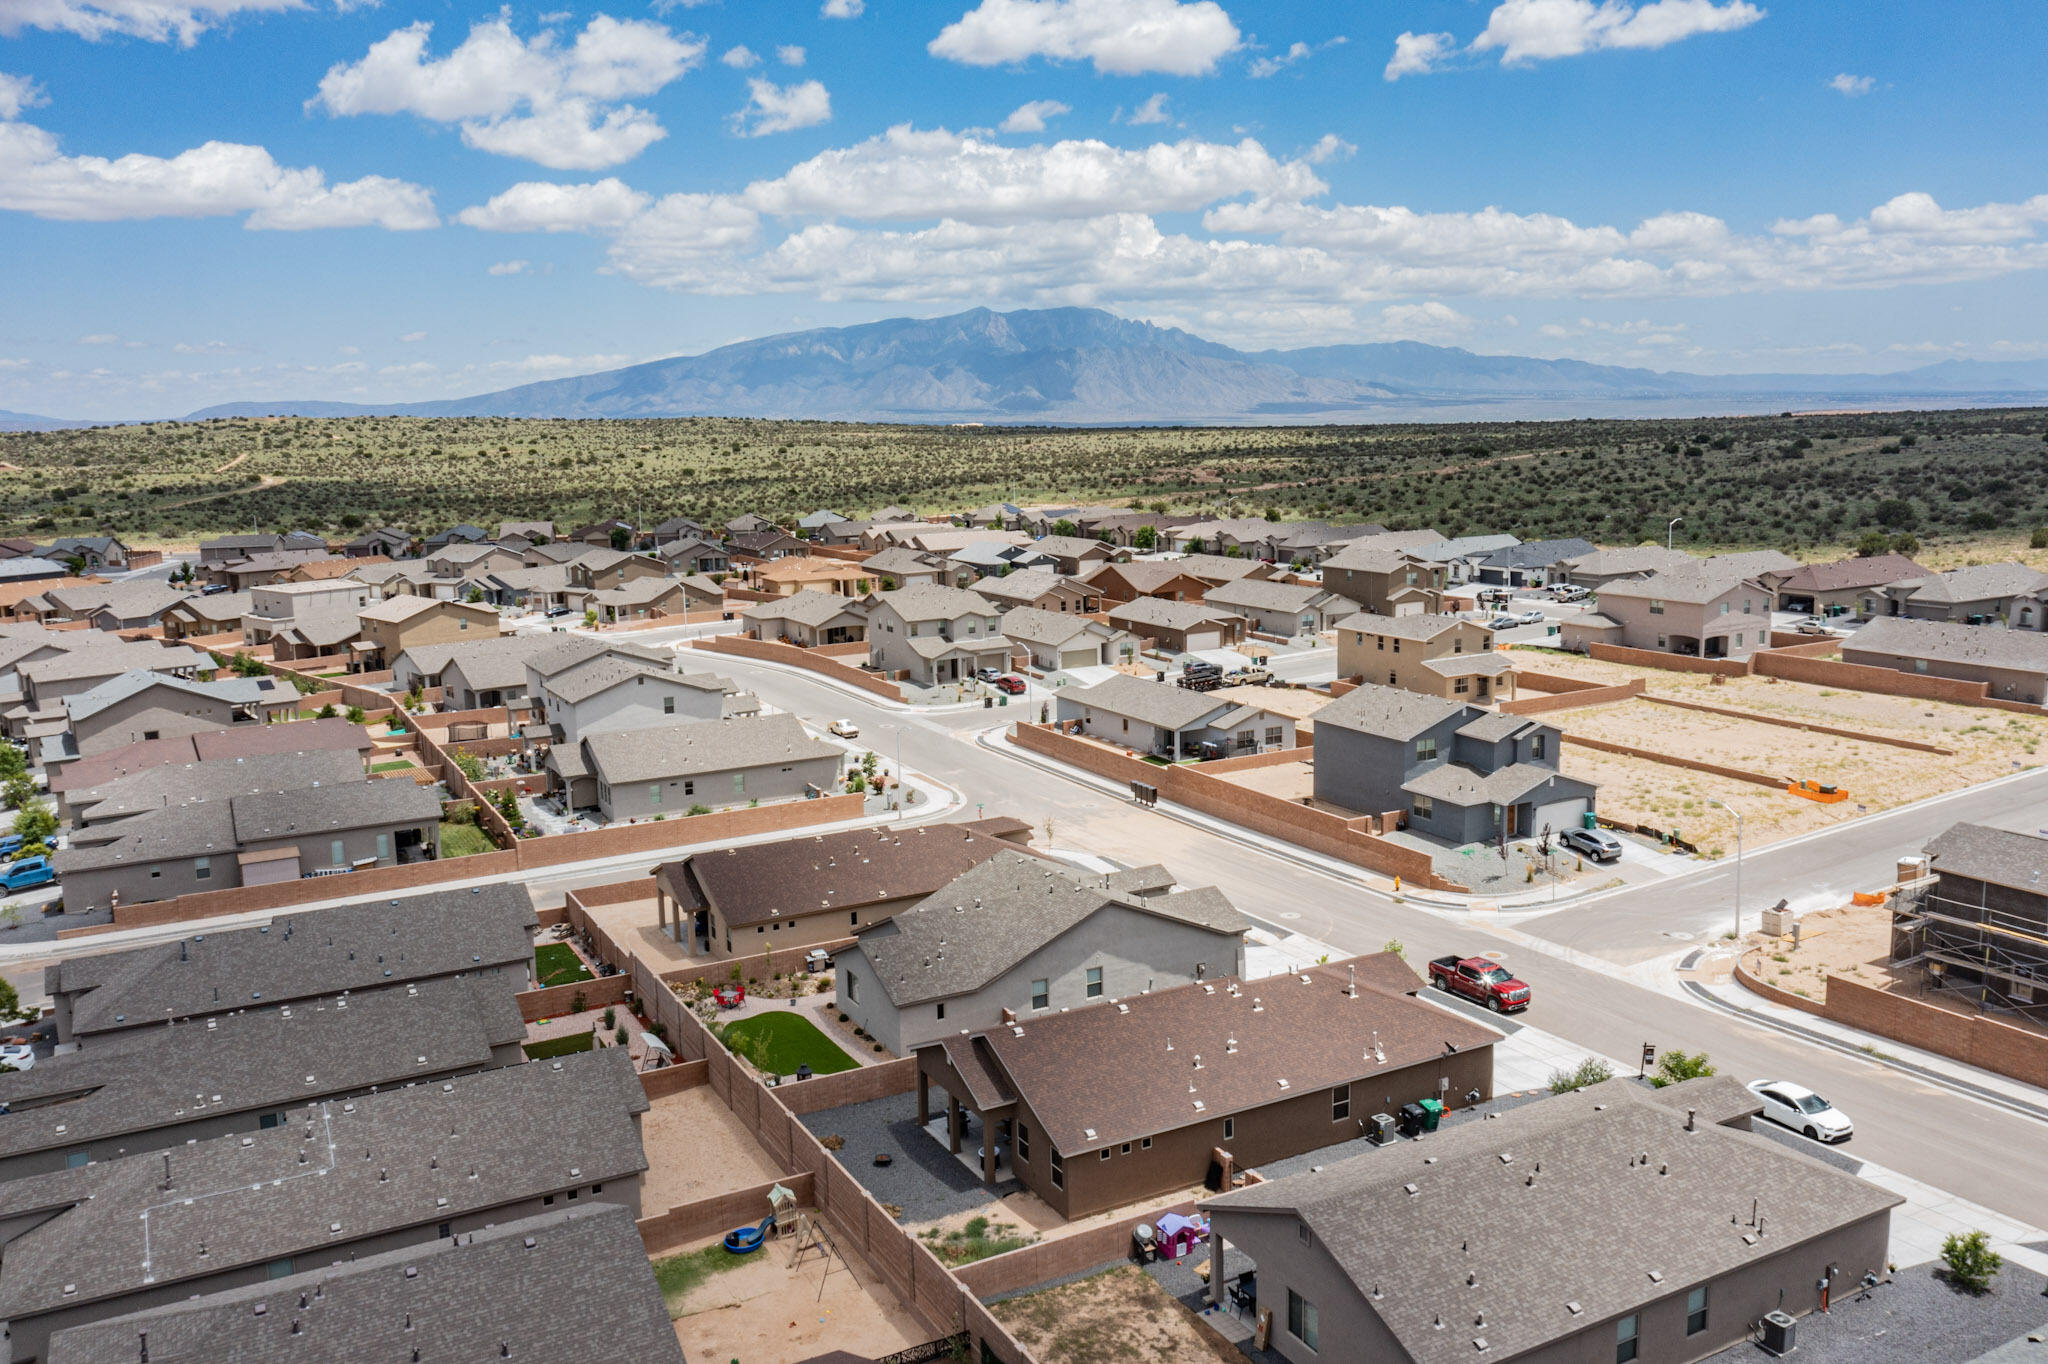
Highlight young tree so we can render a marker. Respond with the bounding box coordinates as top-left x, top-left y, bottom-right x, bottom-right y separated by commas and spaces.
12, 798, 58, 854
1050, 519, 1079, 538
1650, 1049, 1715, 1088
345, 705, 366, 724
1941, 1230, 2003, 1293
1853, 530, 1891, 558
